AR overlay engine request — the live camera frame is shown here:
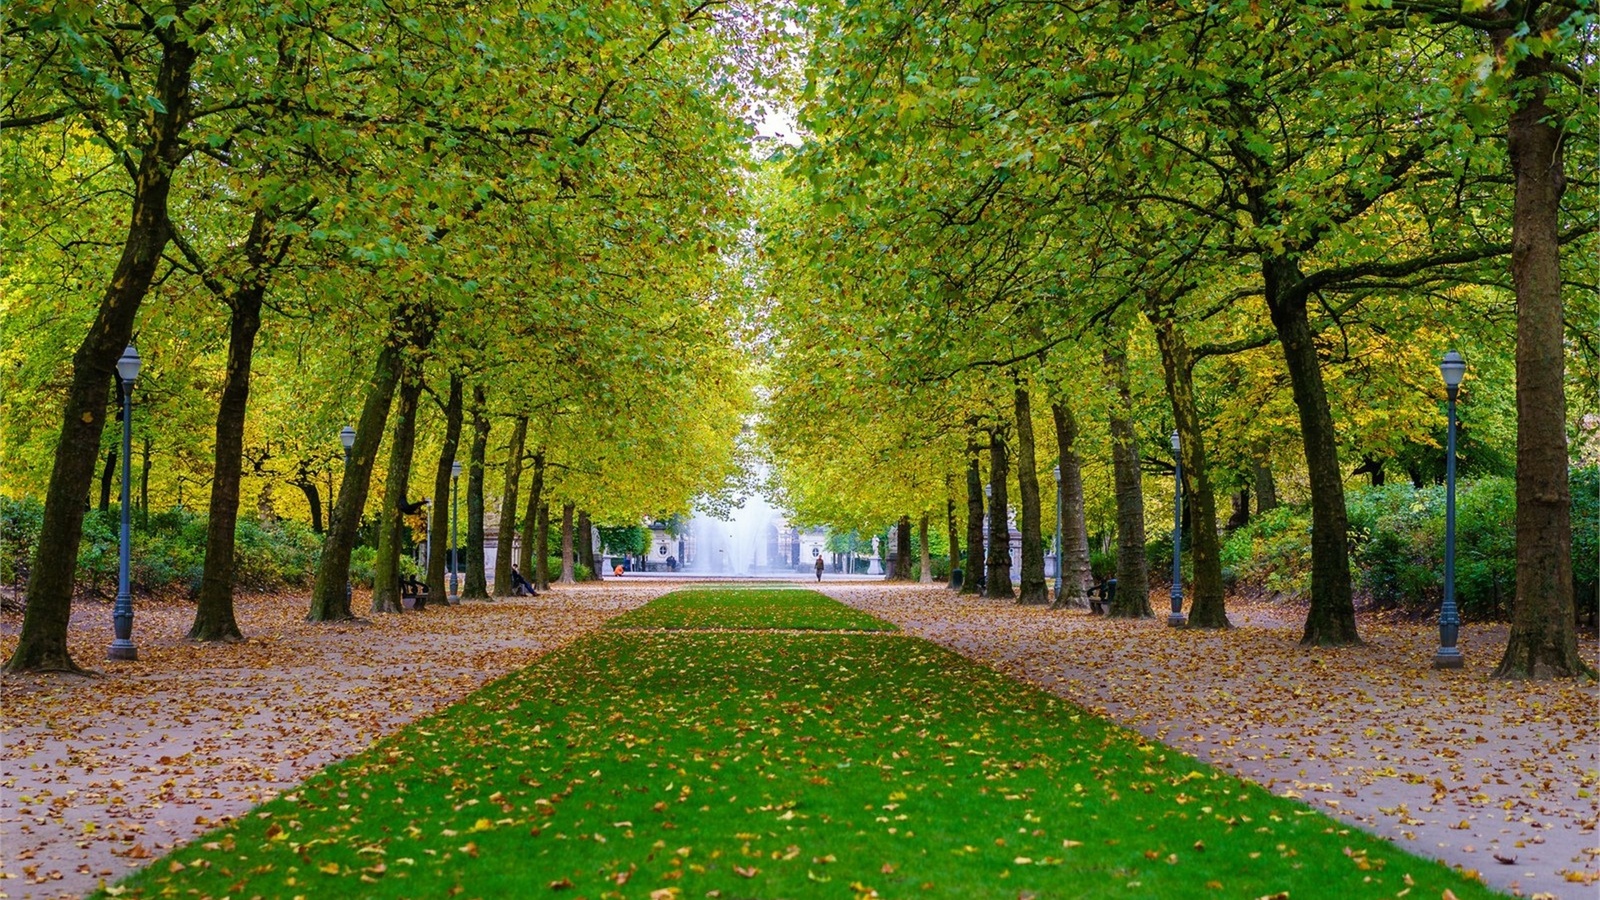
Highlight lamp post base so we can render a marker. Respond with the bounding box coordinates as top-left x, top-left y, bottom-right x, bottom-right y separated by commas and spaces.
107, 641, 137, 661
1432, 648, 1464, 669
1167, 612, 1187, 628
